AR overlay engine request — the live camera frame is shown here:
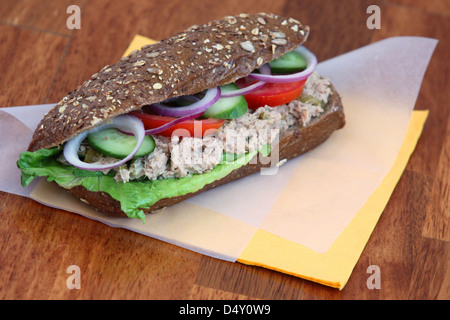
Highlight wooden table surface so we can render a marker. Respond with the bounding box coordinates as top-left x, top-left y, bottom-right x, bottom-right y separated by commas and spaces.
0, 0, 448, 300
